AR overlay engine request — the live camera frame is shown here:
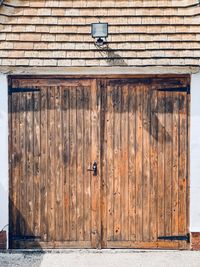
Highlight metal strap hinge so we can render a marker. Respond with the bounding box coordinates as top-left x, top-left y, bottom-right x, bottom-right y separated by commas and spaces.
158, 233, 190, 243
11, 235, 41, 241
157, 87, 190, 94
8, 88, 40, 95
